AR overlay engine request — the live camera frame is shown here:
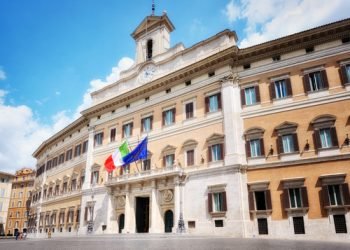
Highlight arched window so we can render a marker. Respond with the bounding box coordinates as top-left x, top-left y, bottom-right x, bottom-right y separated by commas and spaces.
147, 39, 153, 60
